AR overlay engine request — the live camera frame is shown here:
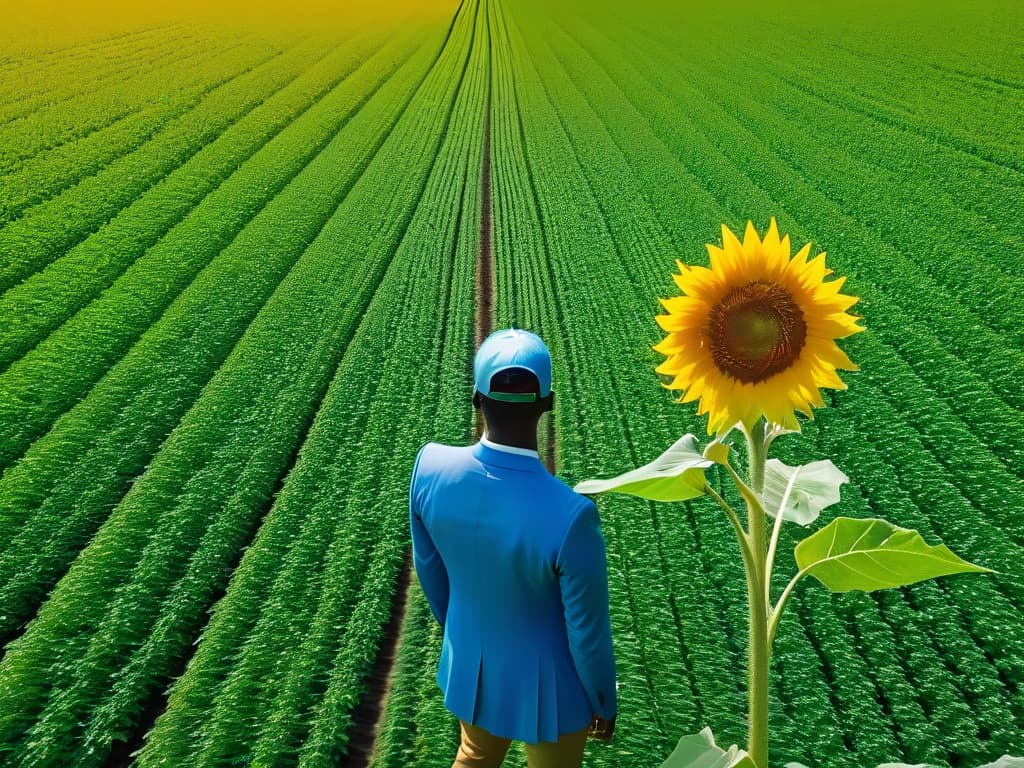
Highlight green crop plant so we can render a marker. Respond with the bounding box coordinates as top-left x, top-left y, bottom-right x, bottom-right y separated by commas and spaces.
0, 33, 274, 224
0, 36, 307, 293
0, 28, 439, 647
0, 31, 391, 374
